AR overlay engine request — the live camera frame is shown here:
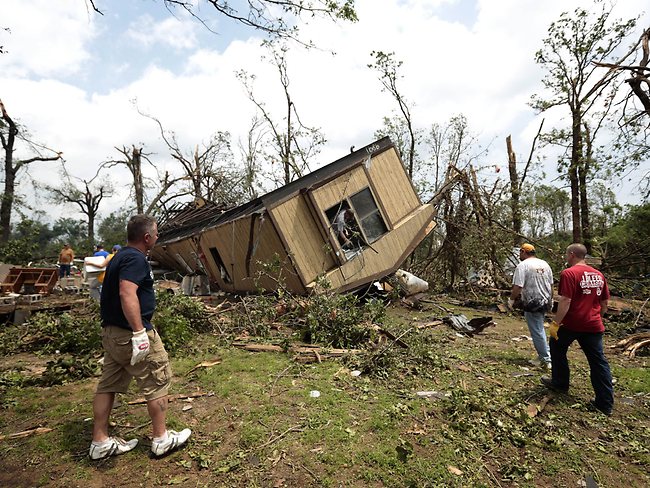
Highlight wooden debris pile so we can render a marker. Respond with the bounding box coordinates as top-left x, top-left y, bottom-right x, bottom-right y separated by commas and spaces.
614, 332, 650, 358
